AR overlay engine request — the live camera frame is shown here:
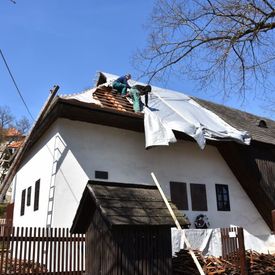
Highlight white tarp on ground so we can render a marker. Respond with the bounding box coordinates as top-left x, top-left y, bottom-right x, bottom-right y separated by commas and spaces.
171, 228, 275, 257
101, 72, 251, 149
